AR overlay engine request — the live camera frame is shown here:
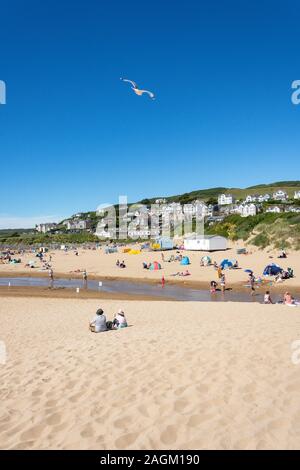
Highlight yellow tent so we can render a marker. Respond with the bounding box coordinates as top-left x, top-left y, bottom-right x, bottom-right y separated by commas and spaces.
151, 243, 160, 251
128, 249, 141, 255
